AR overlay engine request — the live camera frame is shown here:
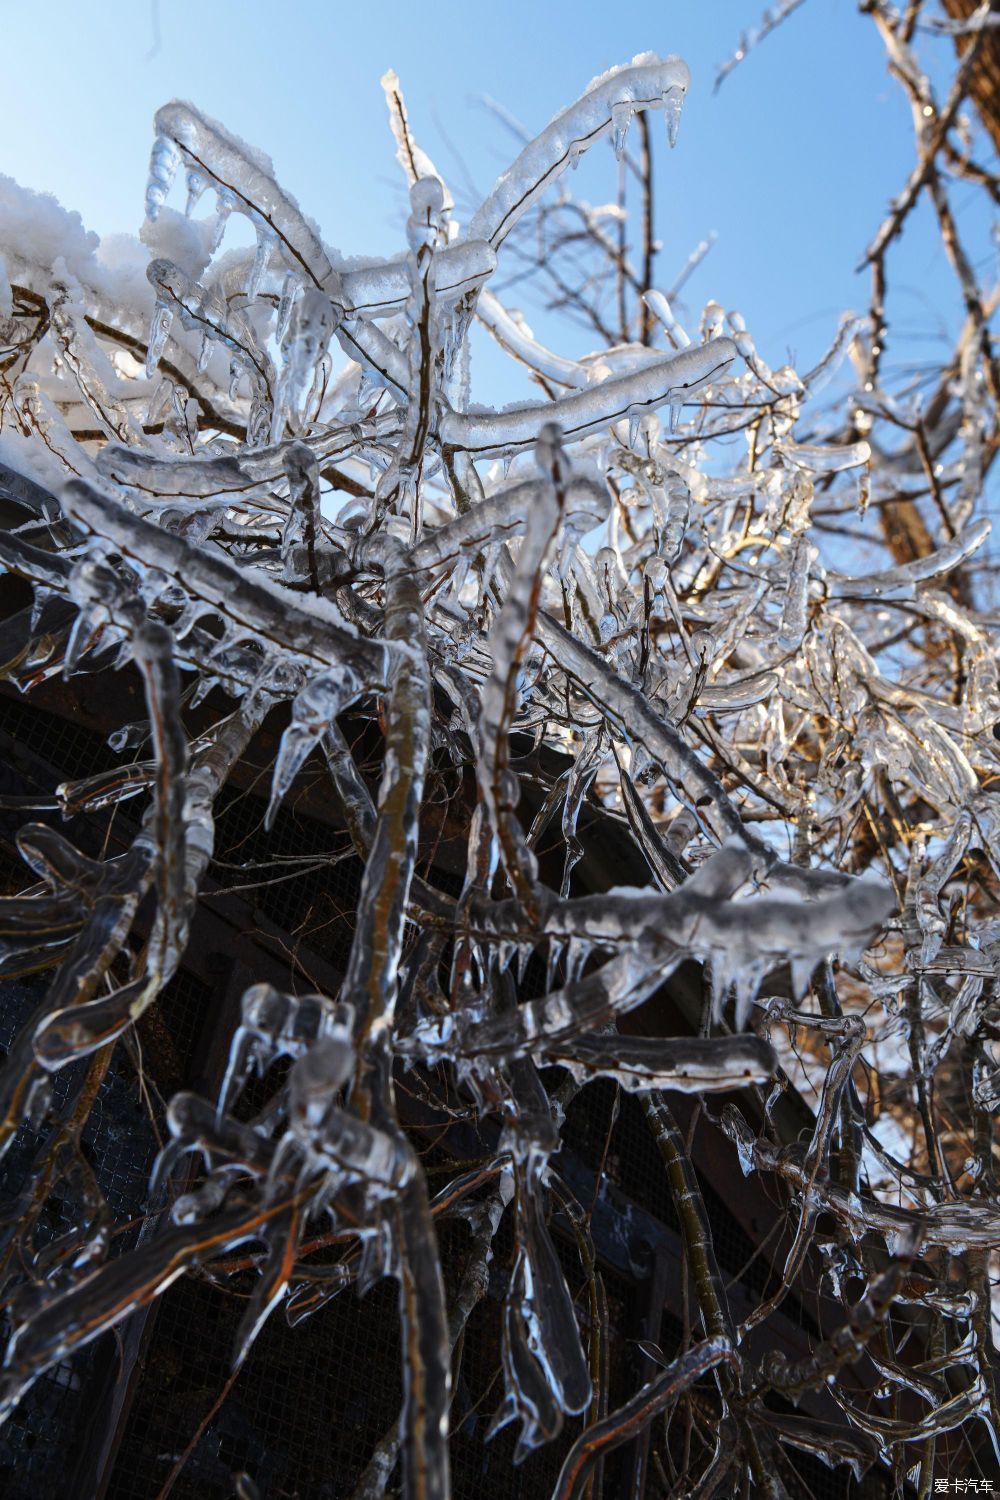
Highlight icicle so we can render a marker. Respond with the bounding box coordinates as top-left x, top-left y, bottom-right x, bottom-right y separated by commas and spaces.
146, 134, 181, 220
644, 289, 692, 347
271, 288, 339, 443
275, 270, 300, 345
211, 190, 235, 252
184, 167, 209, 216
610, 101, 633, 160
246, 227, 275, 302
663, 85, 684, 147
145, 301, 172, 379
145, 378, 173, 429
777, 538, 815, 652
266, 666, 363, 829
